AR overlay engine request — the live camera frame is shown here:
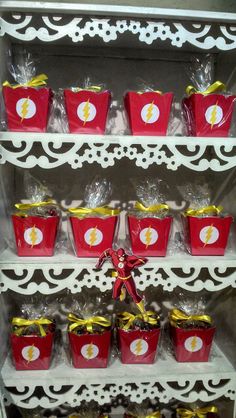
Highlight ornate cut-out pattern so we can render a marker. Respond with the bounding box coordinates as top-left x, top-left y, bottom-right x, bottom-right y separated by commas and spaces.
1, 15, 236, 50
1, 136, 236, 171
1, 258, 236, 294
